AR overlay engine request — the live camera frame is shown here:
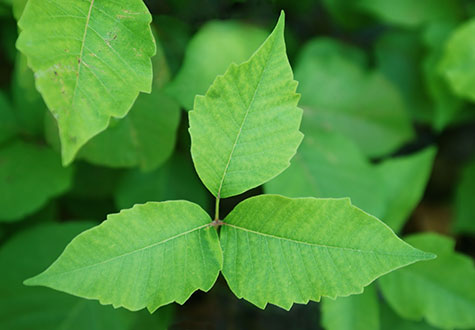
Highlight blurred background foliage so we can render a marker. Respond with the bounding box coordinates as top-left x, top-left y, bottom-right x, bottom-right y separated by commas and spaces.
0, 0, 474, 329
